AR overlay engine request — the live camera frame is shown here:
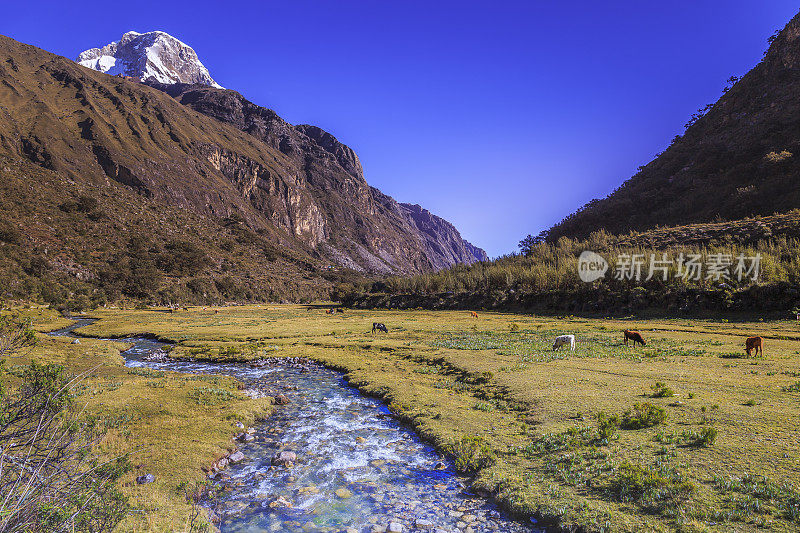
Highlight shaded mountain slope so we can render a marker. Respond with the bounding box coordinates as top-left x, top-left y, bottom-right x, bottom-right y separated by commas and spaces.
547, 10, 800, 241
